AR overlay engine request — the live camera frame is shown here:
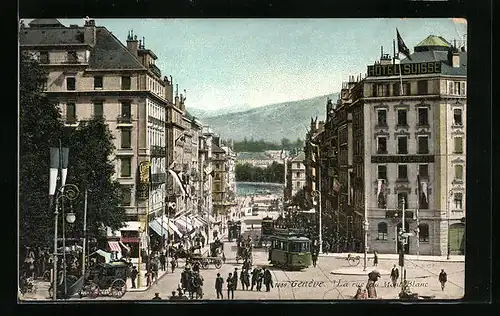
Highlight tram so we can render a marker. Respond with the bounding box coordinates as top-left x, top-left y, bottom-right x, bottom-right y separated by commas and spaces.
268, 228, 312, 270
